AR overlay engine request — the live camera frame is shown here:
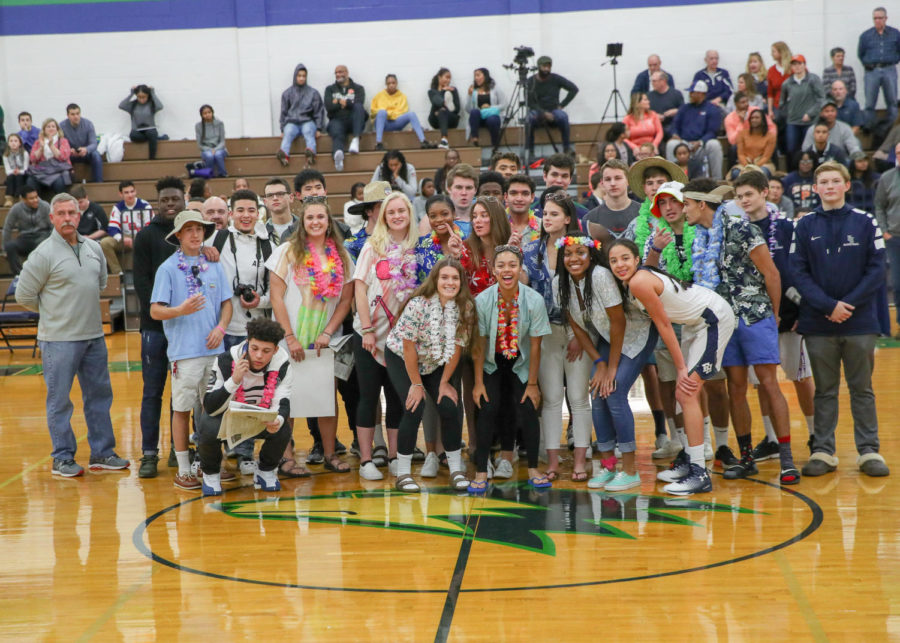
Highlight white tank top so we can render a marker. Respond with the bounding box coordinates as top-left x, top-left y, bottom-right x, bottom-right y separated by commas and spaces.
632, 269, 731, 326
